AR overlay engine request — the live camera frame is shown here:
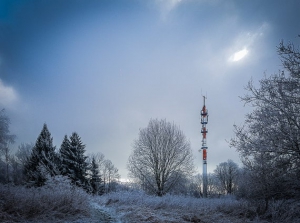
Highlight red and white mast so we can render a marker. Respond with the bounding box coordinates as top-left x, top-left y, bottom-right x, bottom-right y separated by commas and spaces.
200, 96, 208, 197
